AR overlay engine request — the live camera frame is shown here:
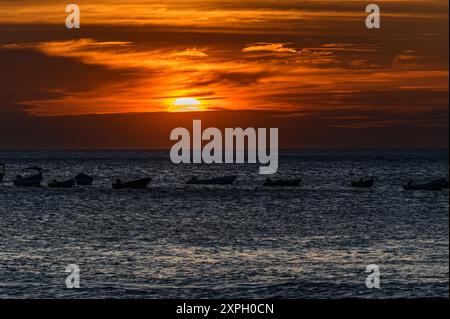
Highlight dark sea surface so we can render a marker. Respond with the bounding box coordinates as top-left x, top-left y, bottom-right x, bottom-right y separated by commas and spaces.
0, 150, 448, 299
